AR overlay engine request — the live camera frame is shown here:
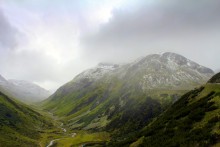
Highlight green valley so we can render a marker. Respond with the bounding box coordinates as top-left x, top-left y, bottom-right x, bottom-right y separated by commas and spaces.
0, 53, 219, 147
1, 0, 220, 146
0, 89, 110, 147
